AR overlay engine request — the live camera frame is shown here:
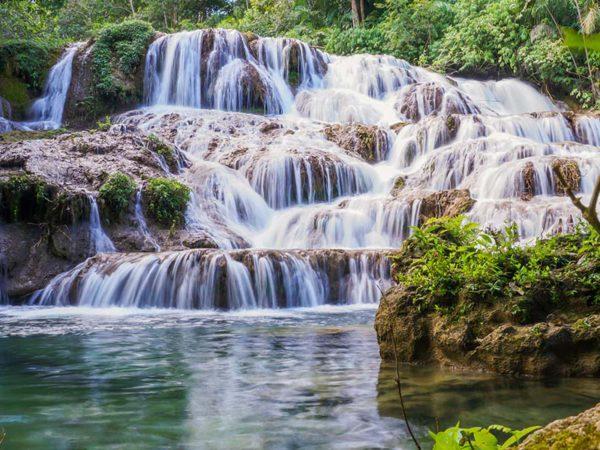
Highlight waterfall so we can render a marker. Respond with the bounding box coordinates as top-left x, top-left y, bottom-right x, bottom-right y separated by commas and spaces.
88, 195, 116, 254
30, 250, 390, 309
143, 29, 307, 114
25, 28, 600, 310
134, 191, 161, 252
0, 43, 81, 133
29, 43, 81, 128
